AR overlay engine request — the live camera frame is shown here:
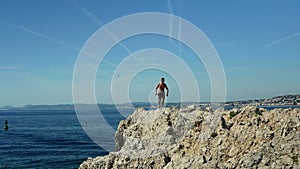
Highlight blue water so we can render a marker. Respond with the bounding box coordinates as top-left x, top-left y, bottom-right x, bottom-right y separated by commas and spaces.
0, 109, 129, 169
